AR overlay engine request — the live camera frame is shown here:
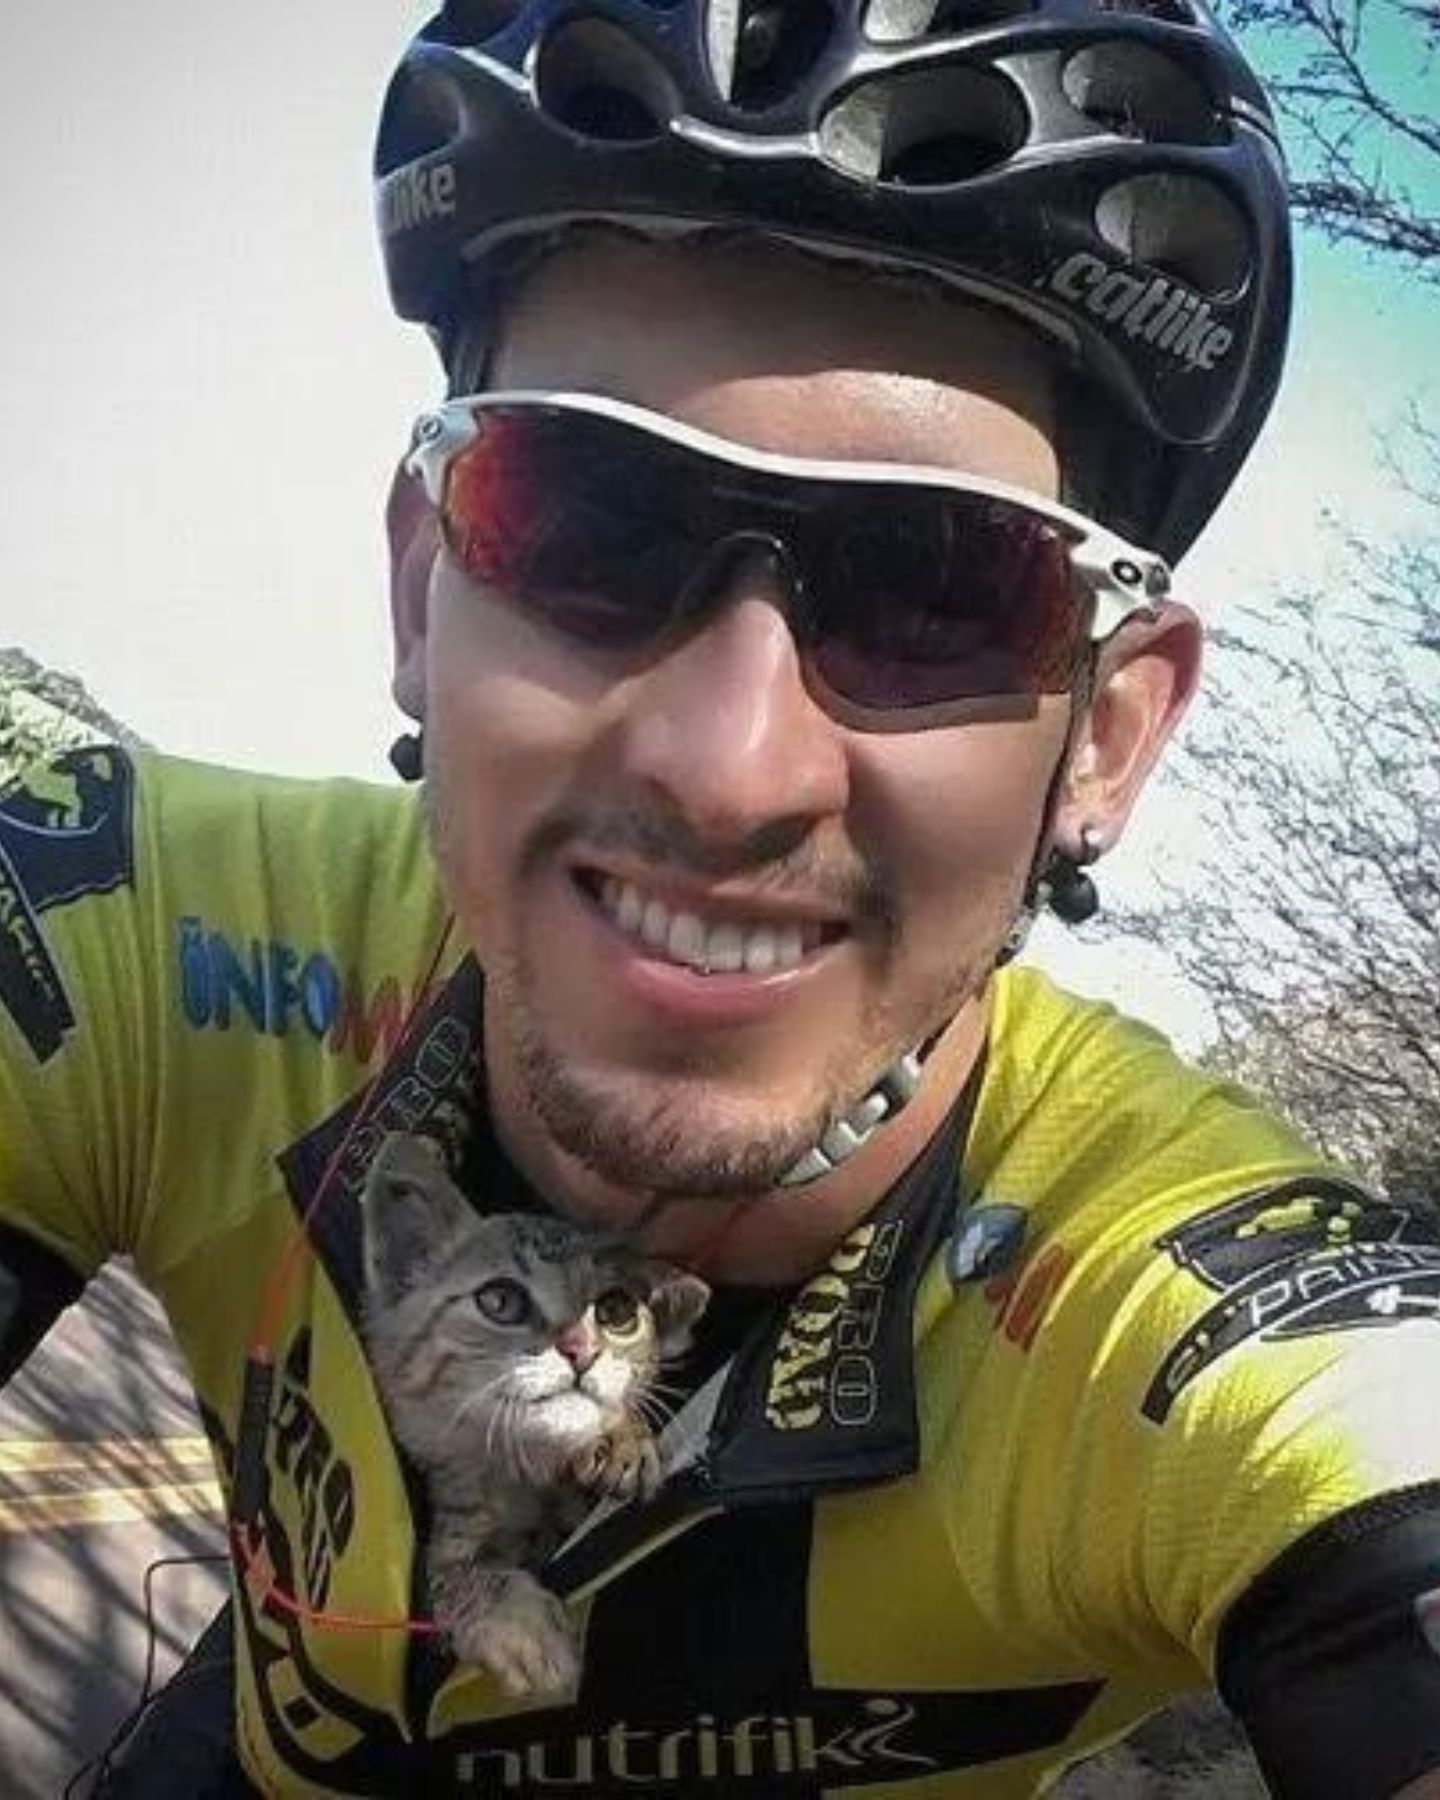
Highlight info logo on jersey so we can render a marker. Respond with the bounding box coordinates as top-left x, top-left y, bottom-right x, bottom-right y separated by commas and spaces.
1143, 1178, 1440, 1423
